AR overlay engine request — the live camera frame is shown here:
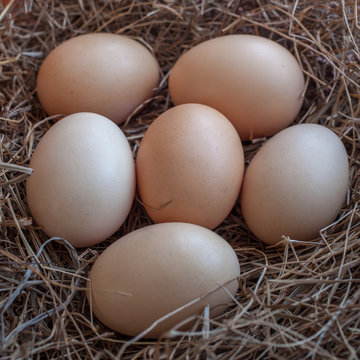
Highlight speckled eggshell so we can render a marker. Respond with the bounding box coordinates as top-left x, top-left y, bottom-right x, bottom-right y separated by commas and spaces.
87, 222, 240, 338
